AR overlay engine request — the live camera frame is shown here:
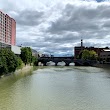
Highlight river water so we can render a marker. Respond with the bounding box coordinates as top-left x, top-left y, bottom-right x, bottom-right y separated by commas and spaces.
0, 66, 110, 110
